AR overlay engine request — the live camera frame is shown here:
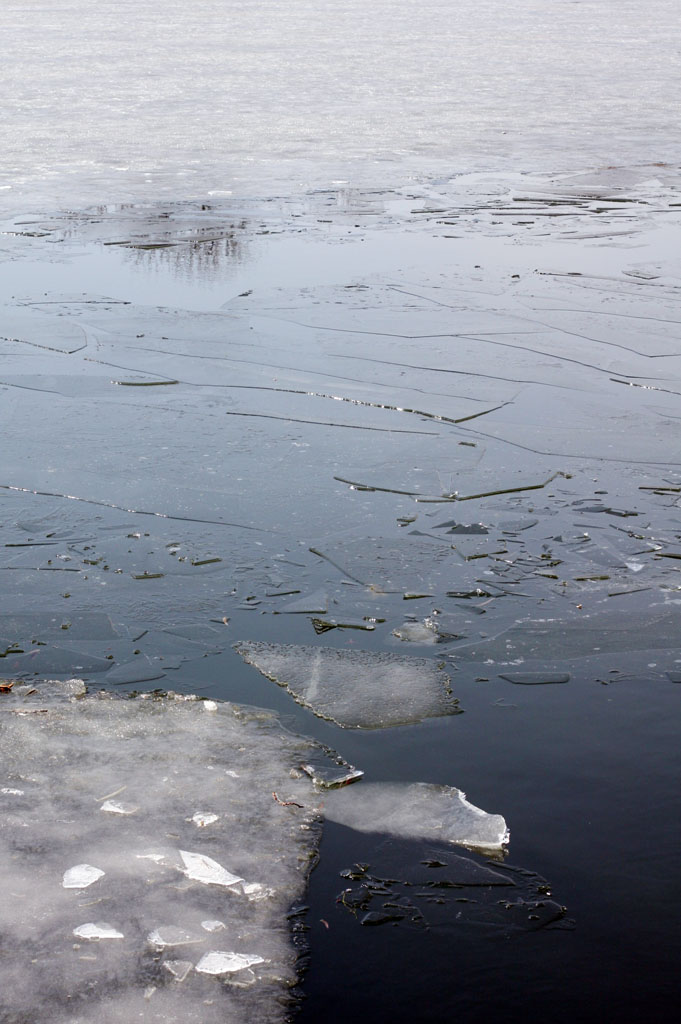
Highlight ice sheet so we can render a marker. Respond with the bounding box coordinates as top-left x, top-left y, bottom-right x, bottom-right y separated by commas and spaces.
234, 641, 458, 728
0, 681, 324, 1024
